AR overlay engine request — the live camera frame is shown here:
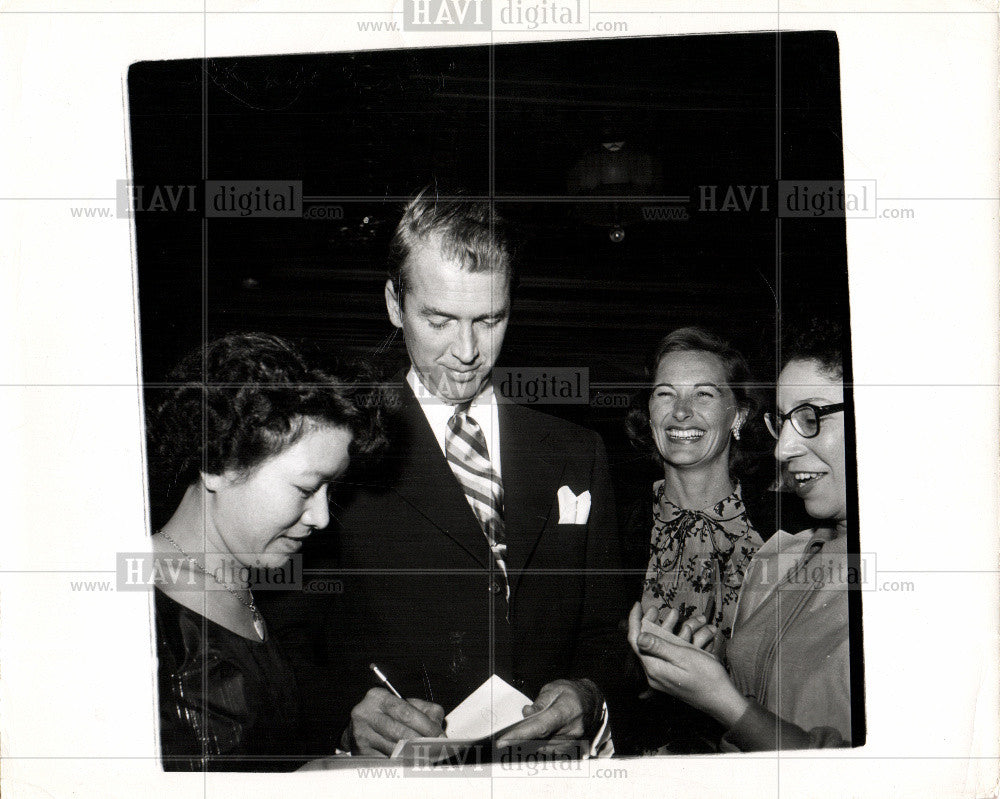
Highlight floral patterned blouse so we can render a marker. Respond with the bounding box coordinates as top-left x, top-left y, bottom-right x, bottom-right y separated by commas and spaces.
640, 480, 763, 639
